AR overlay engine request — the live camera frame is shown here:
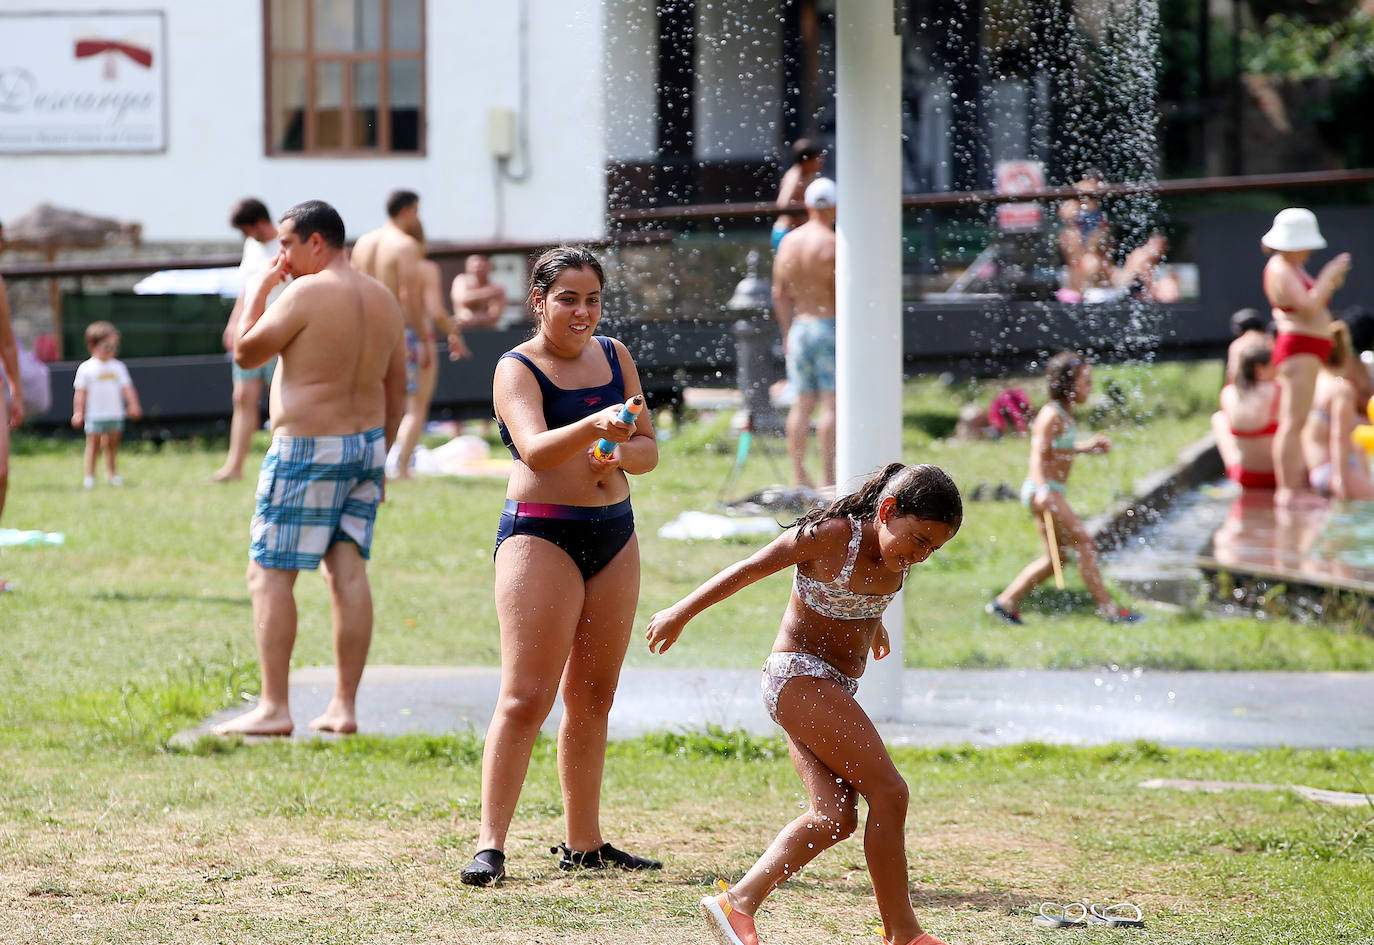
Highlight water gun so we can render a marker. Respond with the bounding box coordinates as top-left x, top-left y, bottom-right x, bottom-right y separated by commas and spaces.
1352, 398, 1374, 455
592, 395, 645, 462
